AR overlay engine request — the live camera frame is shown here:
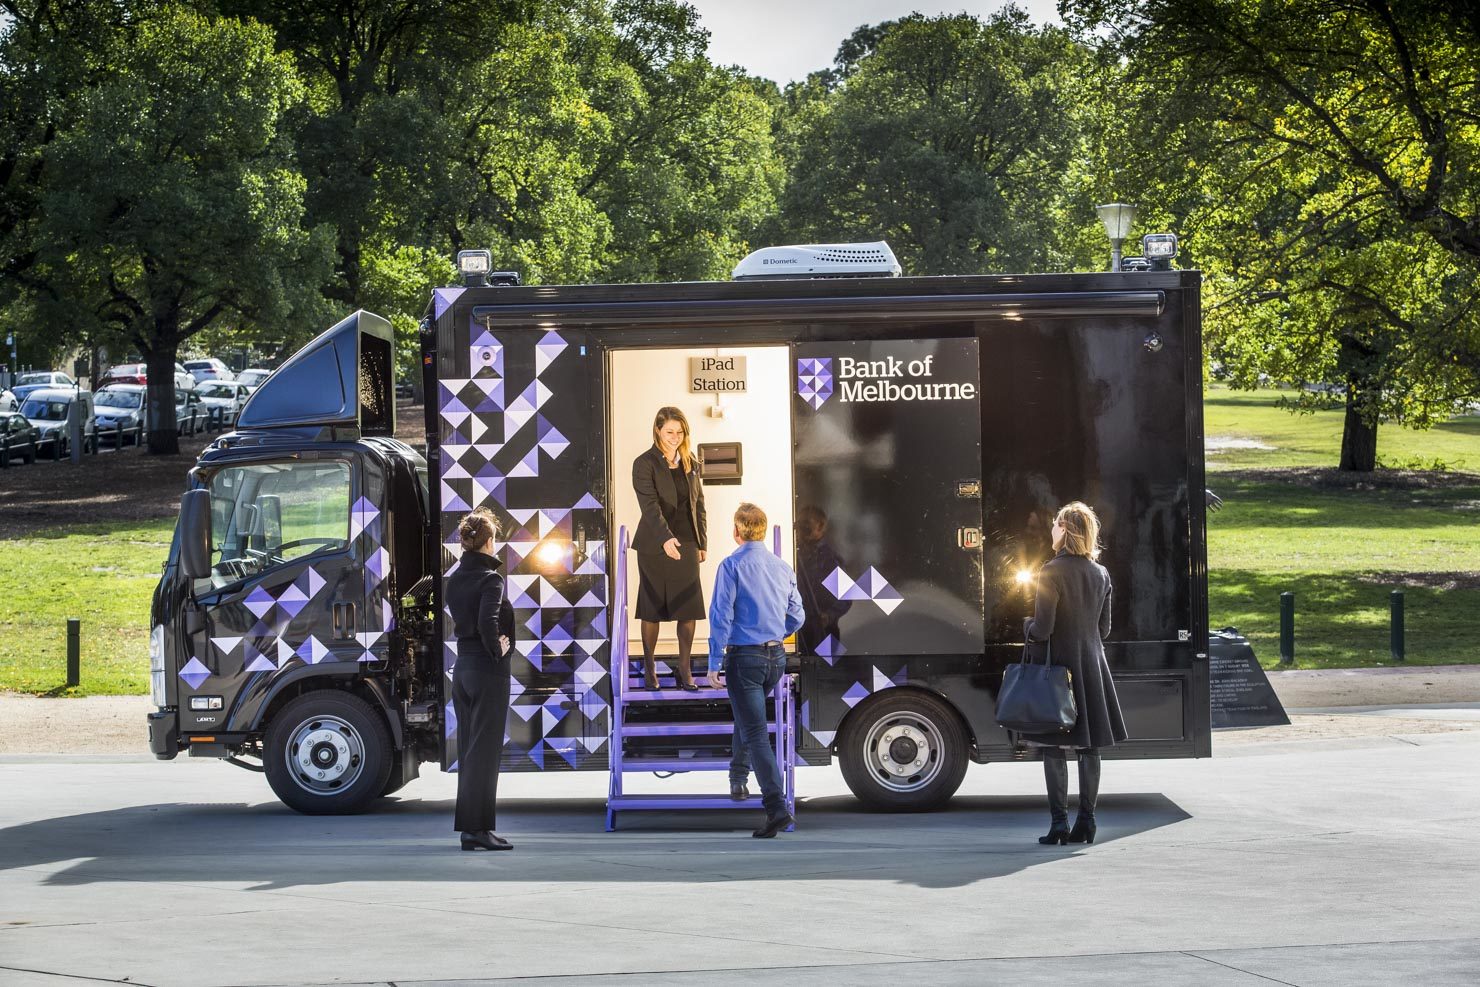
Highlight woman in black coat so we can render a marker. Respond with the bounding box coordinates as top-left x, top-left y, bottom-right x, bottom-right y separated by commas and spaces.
447, 508, 518, 851
631, 407, 707, 690
1022, 501, 1127, 846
